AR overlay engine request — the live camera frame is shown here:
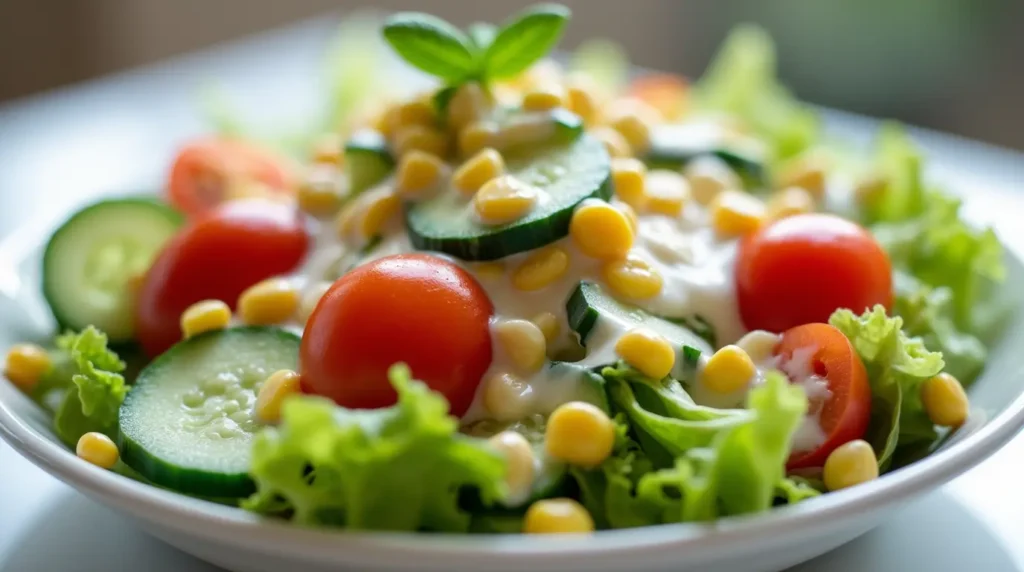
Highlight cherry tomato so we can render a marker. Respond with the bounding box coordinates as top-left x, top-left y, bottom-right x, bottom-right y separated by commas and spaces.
776, 323, 871, 469
300, 254, 493, 416
736, 213, 893, 333
135, 199, 309, 356
167, 138, 295, 217
627, 73, 689, 120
